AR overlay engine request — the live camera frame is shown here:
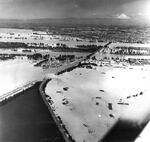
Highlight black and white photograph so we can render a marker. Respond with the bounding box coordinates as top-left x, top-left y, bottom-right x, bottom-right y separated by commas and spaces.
0, 0, 150, 142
